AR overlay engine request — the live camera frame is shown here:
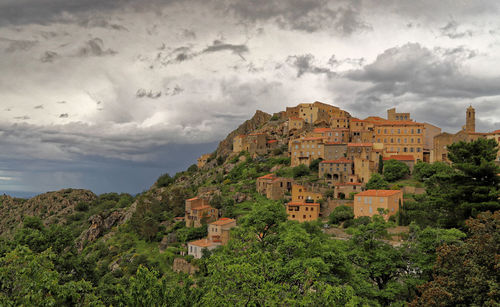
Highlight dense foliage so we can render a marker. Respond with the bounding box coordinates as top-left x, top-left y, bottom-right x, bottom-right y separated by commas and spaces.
383, 159, 410, 181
